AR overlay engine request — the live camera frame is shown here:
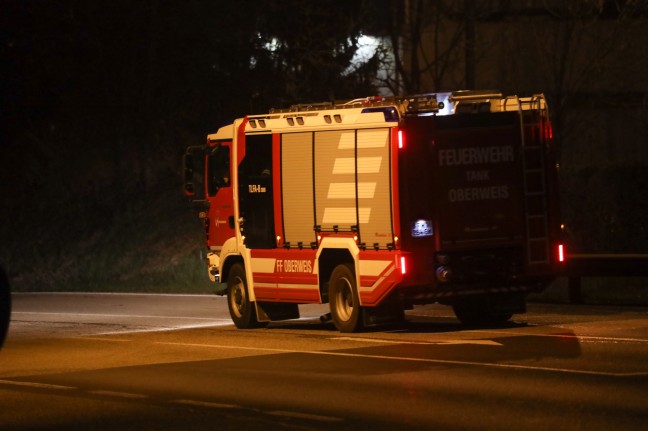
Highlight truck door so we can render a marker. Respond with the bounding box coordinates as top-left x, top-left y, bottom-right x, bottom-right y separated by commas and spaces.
238, 134, 275, 249
206, 143, 234, 250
